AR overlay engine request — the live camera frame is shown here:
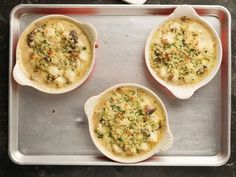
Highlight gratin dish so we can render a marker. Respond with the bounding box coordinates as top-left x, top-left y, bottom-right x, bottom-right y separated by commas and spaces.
84, 83, 173, 163
9, 5, 231, 166
13, 14, 97, 94
145, 5, 222, 99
